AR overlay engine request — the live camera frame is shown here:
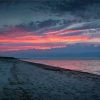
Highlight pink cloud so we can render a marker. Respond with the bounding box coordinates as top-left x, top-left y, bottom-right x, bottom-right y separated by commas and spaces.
0, 27, 99, 52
